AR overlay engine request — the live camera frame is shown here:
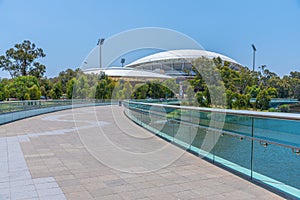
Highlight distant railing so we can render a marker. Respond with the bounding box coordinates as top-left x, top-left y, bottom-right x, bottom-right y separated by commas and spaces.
0, 99, 115, 125
124, 100, 300, 199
